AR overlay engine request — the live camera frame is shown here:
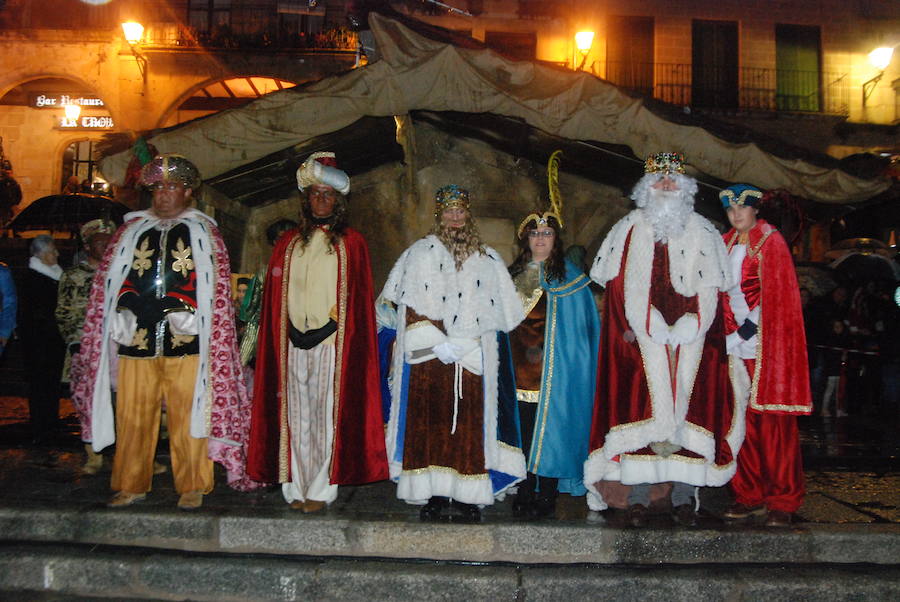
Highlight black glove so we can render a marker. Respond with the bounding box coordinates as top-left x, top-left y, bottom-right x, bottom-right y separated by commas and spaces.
737, 318, 758, 340
117, 293, 166, 326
